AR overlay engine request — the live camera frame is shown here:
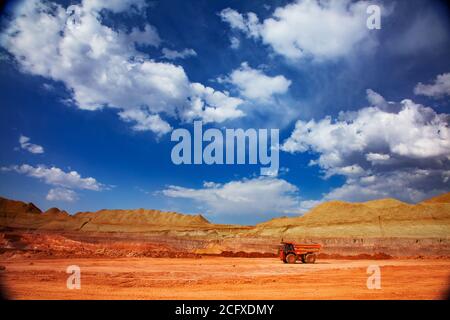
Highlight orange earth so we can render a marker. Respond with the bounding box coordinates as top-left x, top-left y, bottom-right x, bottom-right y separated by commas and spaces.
1, 256, 449, 300
1, 193, 449, 300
